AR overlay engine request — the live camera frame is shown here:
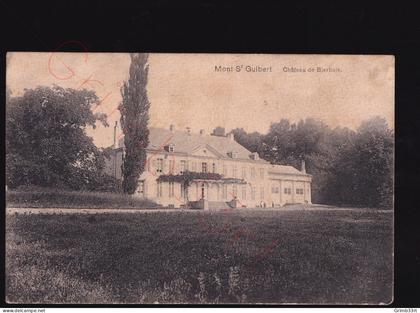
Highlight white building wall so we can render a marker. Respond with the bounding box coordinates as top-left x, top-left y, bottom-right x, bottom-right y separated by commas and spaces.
107, 147, 312, 208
